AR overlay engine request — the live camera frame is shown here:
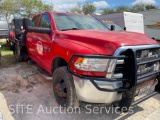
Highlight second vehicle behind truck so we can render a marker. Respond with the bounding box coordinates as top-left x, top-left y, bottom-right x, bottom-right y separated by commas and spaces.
0, 20, 9, 39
